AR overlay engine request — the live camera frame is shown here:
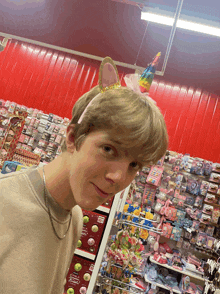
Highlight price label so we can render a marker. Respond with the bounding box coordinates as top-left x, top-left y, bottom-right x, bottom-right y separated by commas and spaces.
151, 283, 156, 289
